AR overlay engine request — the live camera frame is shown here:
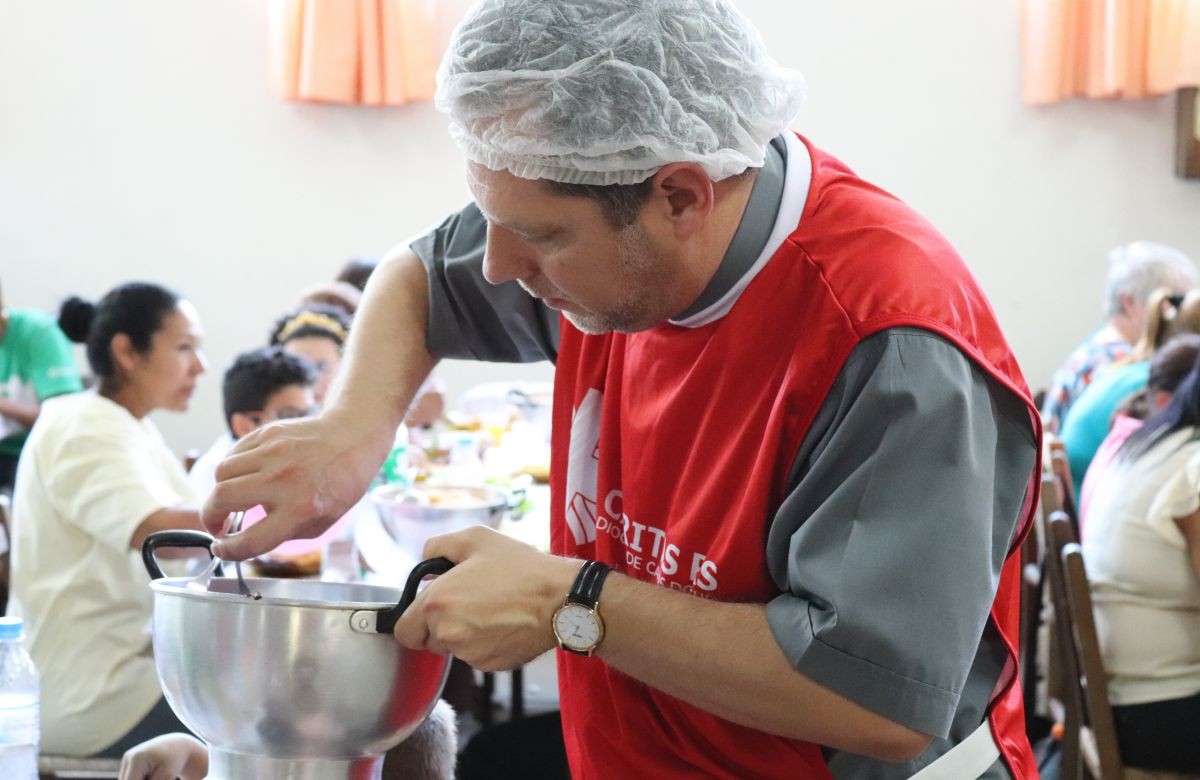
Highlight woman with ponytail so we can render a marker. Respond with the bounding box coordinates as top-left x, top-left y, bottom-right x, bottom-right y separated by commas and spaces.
9, 282, 208, 758
1080, 352, 1200, 774
1061, 288, 1200, 495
